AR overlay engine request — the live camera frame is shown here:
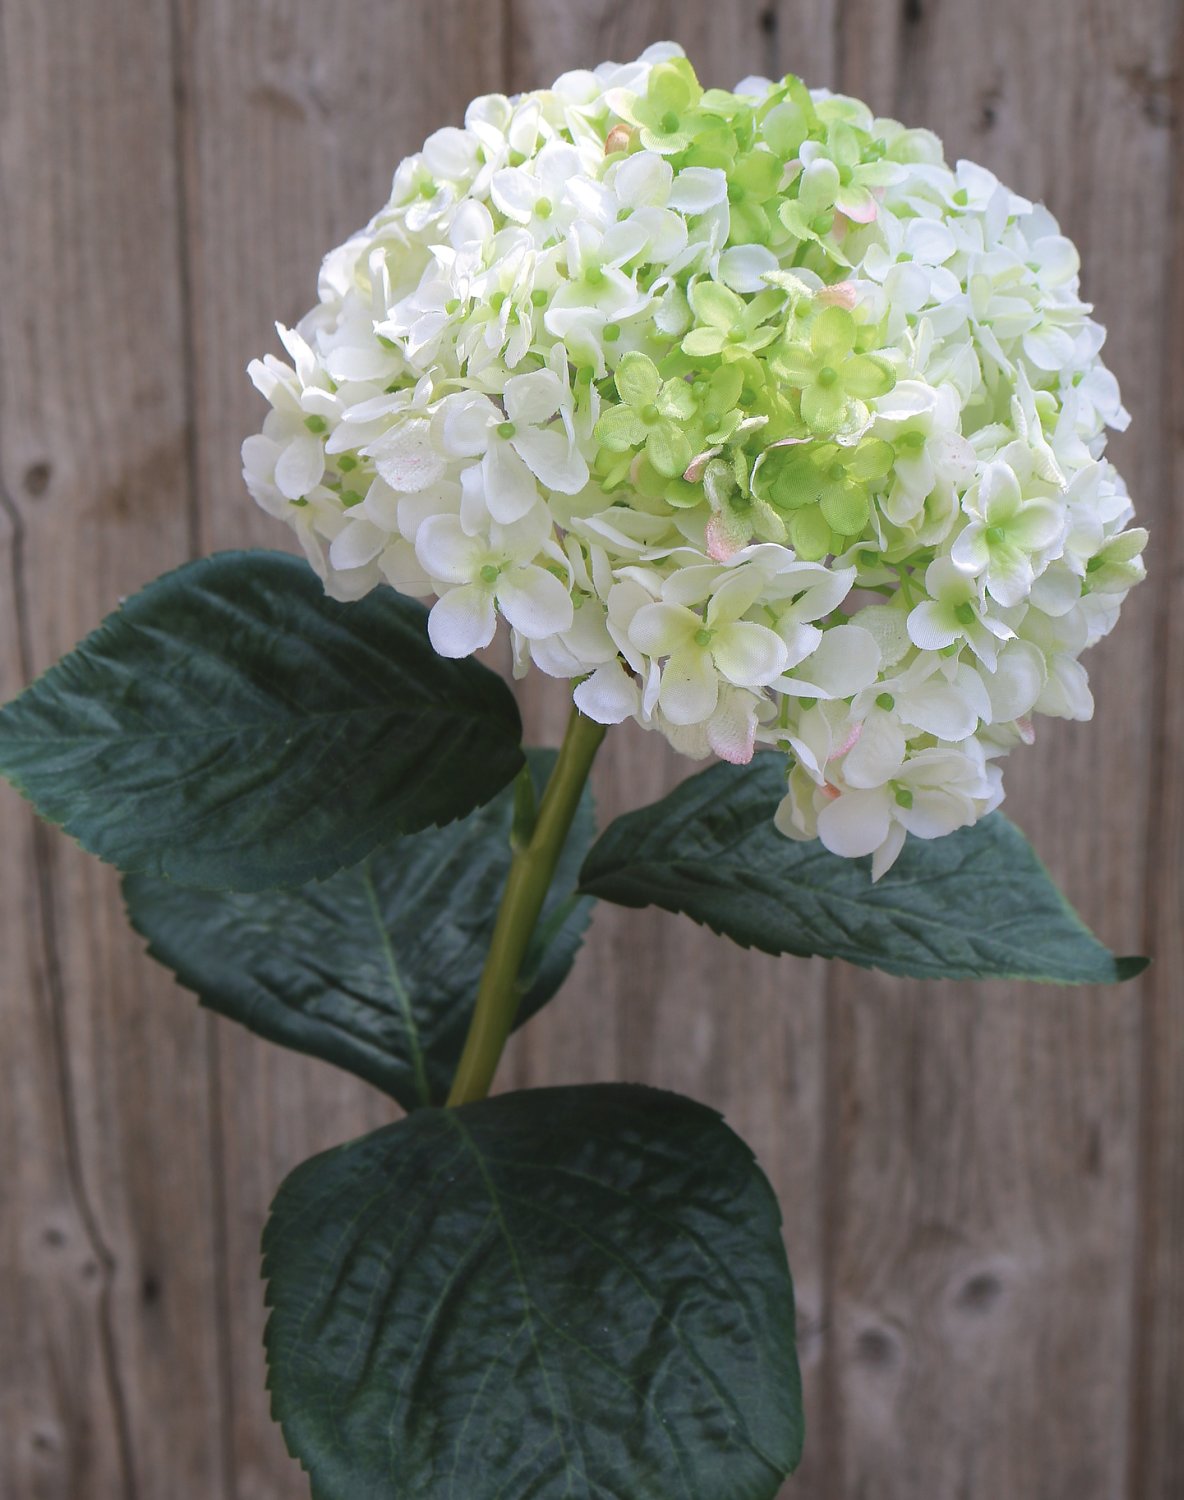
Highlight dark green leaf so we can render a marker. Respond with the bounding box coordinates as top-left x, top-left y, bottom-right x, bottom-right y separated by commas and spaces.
123, 751, 595, 1109
0, 551, 524, 890
264, 1084, 802, 1500
579, 757, 1147, 984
